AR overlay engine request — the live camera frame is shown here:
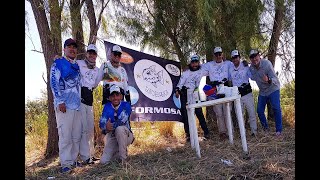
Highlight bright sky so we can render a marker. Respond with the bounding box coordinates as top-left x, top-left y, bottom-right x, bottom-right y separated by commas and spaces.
25, 2, 47, 103
25, 1, 284, 103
